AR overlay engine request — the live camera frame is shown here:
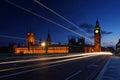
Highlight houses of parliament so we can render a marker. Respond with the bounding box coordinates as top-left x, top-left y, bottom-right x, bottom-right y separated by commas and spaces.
14, 20, 101, 54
